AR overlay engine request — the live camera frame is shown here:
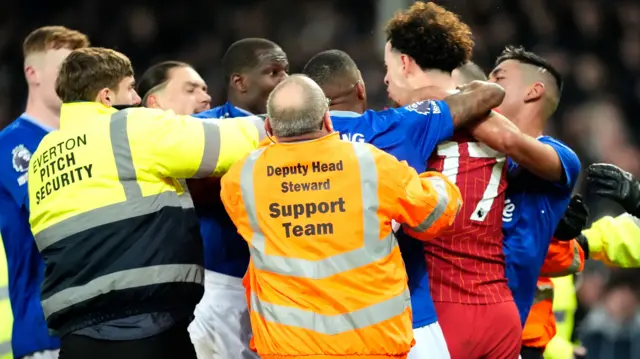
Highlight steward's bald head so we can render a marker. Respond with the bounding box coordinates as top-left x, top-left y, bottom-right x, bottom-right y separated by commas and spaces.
266, 75, 329, 138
